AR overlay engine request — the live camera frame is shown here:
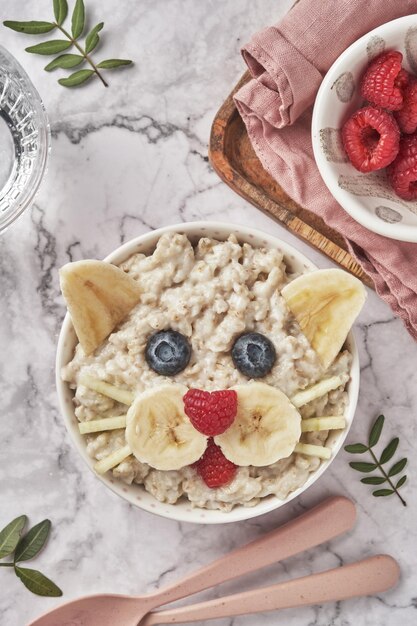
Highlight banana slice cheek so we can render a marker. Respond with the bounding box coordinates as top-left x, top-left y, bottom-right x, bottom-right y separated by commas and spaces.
214, 383, 302, 467
125, 384, 207, 472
